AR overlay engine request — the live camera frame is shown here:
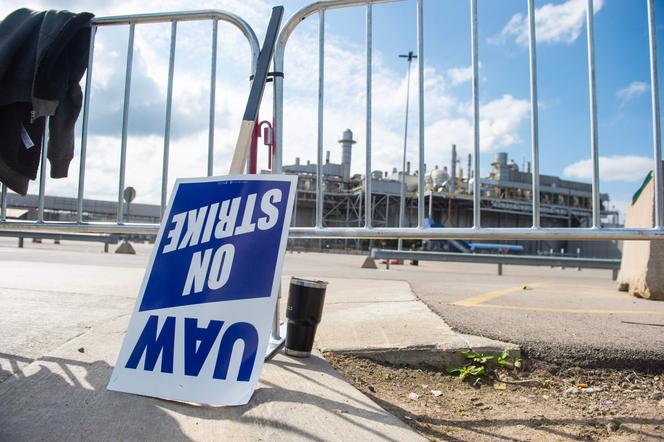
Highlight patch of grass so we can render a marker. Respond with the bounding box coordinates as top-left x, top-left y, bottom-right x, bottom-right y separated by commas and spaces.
446, 349, 522, 382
